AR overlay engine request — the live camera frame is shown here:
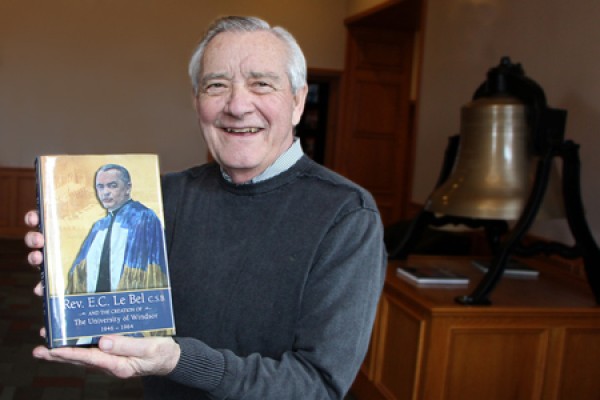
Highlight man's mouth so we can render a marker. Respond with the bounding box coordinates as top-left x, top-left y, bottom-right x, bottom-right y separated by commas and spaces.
224, 127, 261, 134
